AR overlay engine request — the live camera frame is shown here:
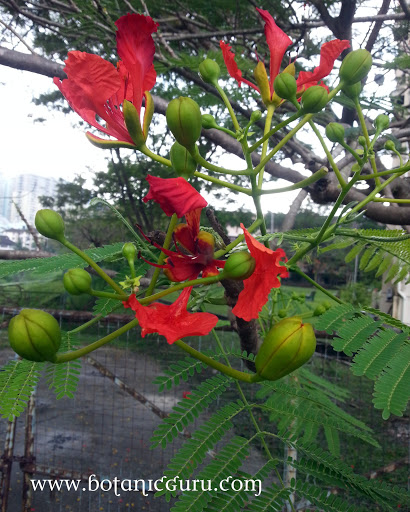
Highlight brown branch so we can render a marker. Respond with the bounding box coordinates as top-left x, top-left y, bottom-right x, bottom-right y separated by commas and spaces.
365, 0, 391, 53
